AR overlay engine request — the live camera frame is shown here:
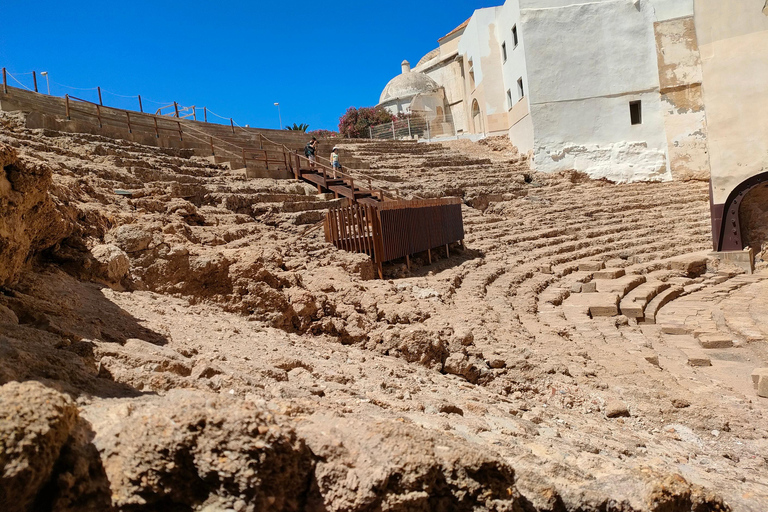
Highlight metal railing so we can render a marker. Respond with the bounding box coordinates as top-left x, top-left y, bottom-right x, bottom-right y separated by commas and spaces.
369, 111, 457, 141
